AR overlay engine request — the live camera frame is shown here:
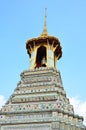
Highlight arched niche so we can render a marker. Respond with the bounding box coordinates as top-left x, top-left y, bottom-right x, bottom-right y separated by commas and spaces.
35, 46, 47, 68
